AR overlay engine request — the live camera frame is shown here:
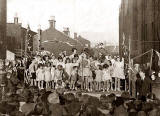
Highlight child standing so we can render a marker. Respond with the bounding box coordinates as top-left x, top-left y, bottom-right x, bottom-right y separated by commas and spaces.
44, 63, 52, 89
55, 65, 63, 88
36, 64, 45, 89
70, 66, 78, 90
95, 64, 103, 91
51, 64, 56, 89
65, 58, 72, 80
102, 64, 111, 92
